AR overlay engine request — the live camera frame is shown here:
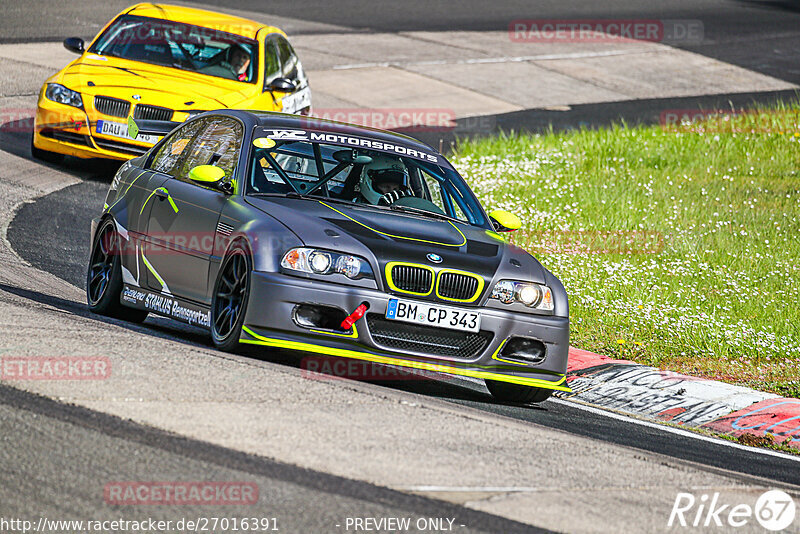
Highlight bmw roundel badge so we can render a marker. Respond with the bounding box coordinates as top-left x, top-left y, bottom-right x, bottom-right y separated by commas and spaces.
426, 253, 443, 264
